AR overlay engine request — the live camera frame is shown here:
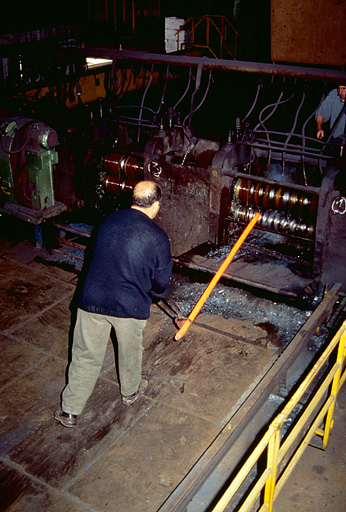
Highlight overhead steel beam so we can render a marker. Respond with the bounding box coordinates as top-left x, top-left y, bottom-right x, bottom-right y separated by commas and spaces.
83, 48, 346, 82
